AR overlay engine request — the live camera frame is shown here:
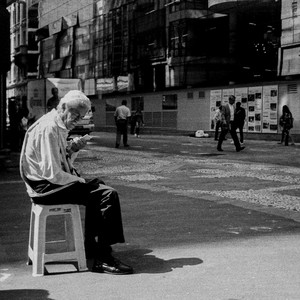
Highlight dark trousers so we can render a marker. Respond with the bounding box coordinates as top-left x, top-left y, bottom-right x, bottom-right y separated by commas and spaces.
116, 119, 128, 146
32, 178, 125, 258
281, 127, 290, 146
214, 121, 221, 140
135, 122, 142, 136
130, 121, 136, 135
217, 121, 241, 150
236, 122, 244, 143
